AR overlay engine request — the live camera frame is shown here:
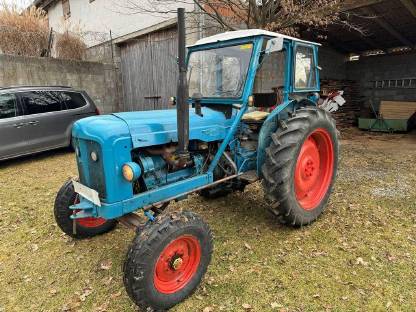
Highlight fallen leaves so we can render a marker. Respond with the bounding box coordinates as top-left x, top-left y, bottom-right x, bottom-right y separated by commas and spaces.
355, 257, 369, 266
100, 260, 112, 271
242, 303, 252, 310
79, 286, 93, 302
